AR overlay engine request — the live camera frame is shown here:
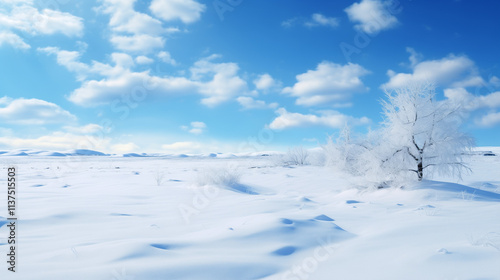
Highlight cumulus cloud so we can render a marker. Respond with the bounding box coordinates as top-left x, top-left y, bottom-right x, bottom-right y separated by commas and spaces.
100, 0, 165, 36
161, 141, 202, 153
444, 88, 500, 110
0, 31, 30, 49
305, 13, 339, 28
281, 17, 300, 28
158, 51, 177, 65
150, 0, 206, 24
111, 142, 140, 153
182, 121, 207, 135
38, 47, 91, 80
490, 76, 500, 87
40, 46, 247, 107
0, 132, 111, 151
63, 124, 105, 134
237, 97, 278, 110
383, 51, 485, 89
98, 0, 171, 53
282, 13, 339, 28
190, 55, 248, 107
38, 47, 138, 81
345, 0, 399, 34
444, 87, 500, 128
68, 71, 197, 106
0, 97, 77, 125
110, 34, 165, 53
135, 55, 154, 65
0, 3, 83, 38
283, 61, 370, 106
253, 74, 281, 92
476, 112, 500, 128
268, 108, 370, 130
